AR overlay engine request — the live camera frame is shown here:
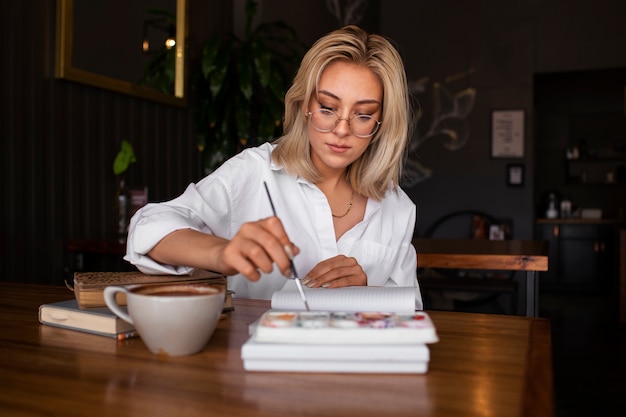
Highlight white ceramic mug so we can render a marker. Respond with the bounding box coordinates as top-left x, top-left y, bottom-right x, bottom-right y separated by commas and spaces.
104, 283, 225, 356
